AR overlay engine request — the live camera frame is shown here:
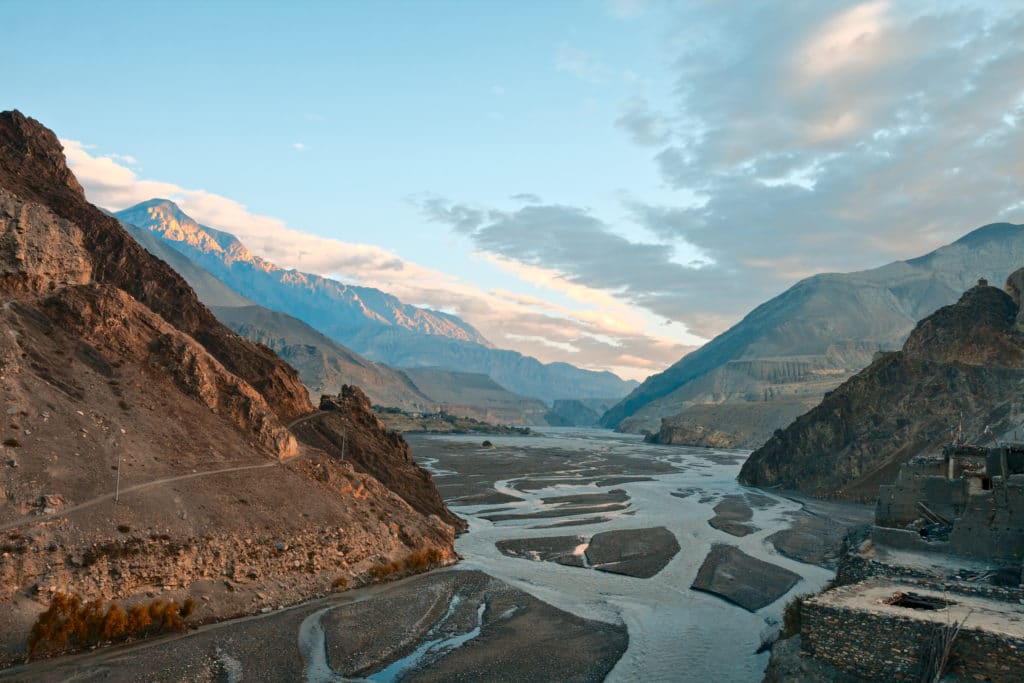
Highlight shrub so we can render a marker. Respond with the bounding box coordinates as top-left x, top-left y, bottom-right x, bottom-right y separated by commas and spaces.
779, 594, 810, 641
28, 592, 196, 659
365, 547, 447, 585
